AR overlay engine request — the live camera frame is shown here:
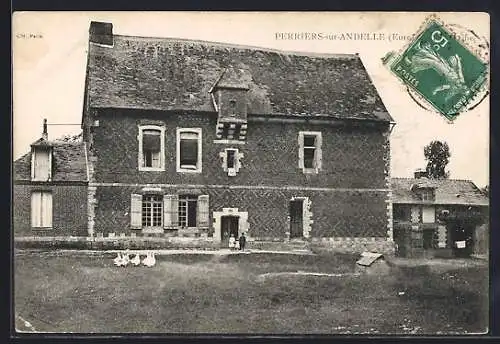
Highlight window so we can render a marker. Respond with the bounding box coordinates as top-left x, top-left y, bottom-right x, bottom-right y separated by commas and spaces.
229, 100, 236, 116
393, 206, 411, 222
31, 191, 52, 228
219, 148, 243, 176
298, 132, 322, 173
131, 193, 209, 230
141, 194, 163, 227
138, 126, 165, 171
421, 189, 435, 201
226, 149, 236, 169
31, 147, 52, 181
178, 195, 198, 228
177, 128, 202, 172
